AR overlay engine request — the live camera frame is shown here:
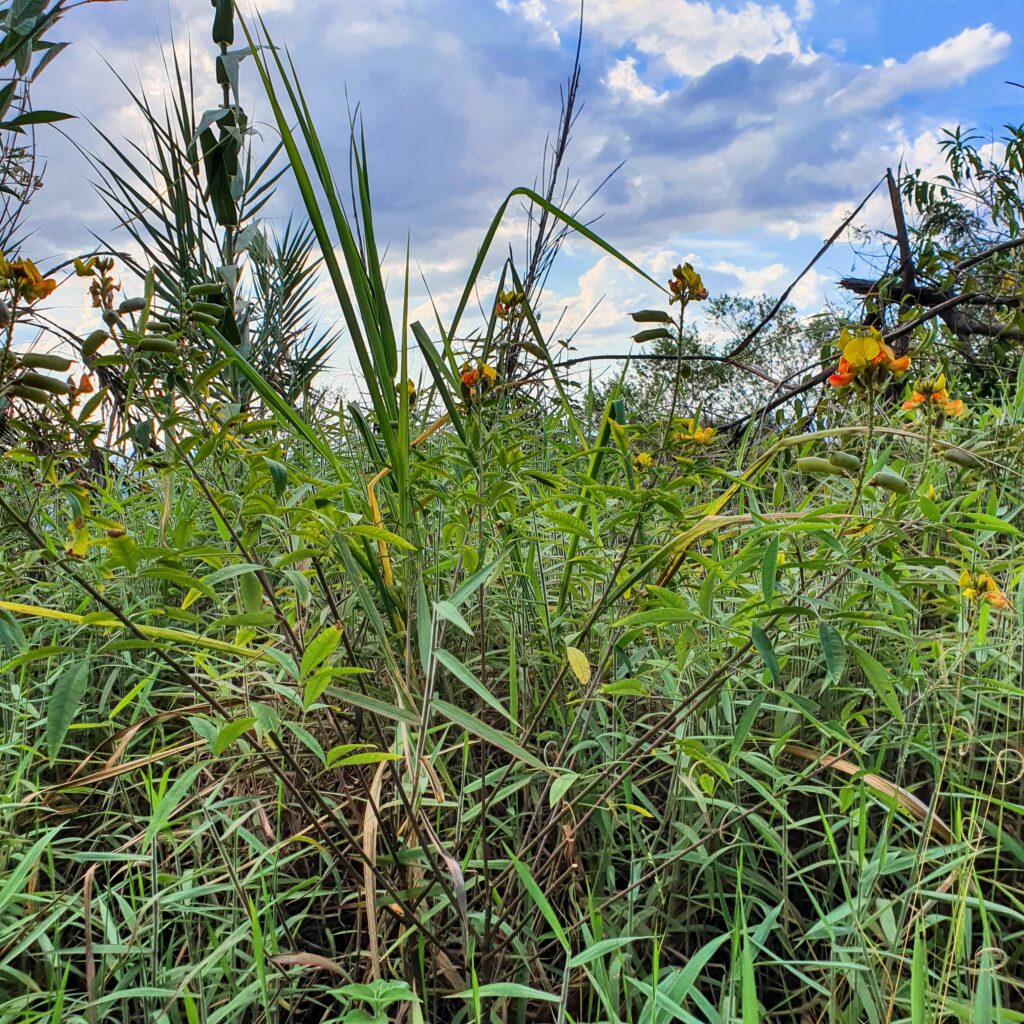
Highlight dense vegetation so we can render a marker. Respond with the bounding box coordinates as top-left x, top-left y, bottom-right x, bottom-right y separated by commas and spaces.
1, 3, 1024, 1022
